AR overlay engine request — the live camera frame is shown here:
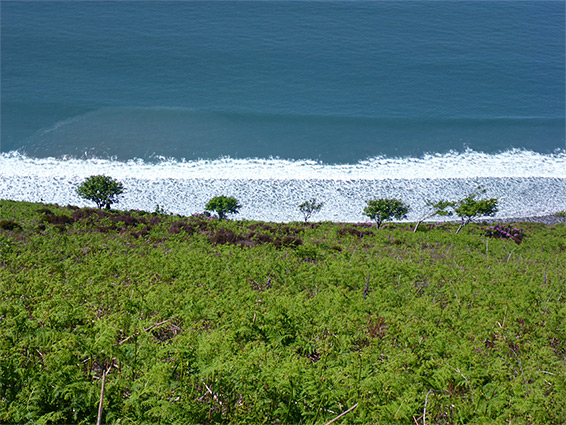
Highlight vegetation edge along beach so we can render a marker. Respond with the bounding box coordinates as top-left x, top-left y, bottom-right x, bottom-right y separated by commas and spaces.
1, 198, 565, 424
